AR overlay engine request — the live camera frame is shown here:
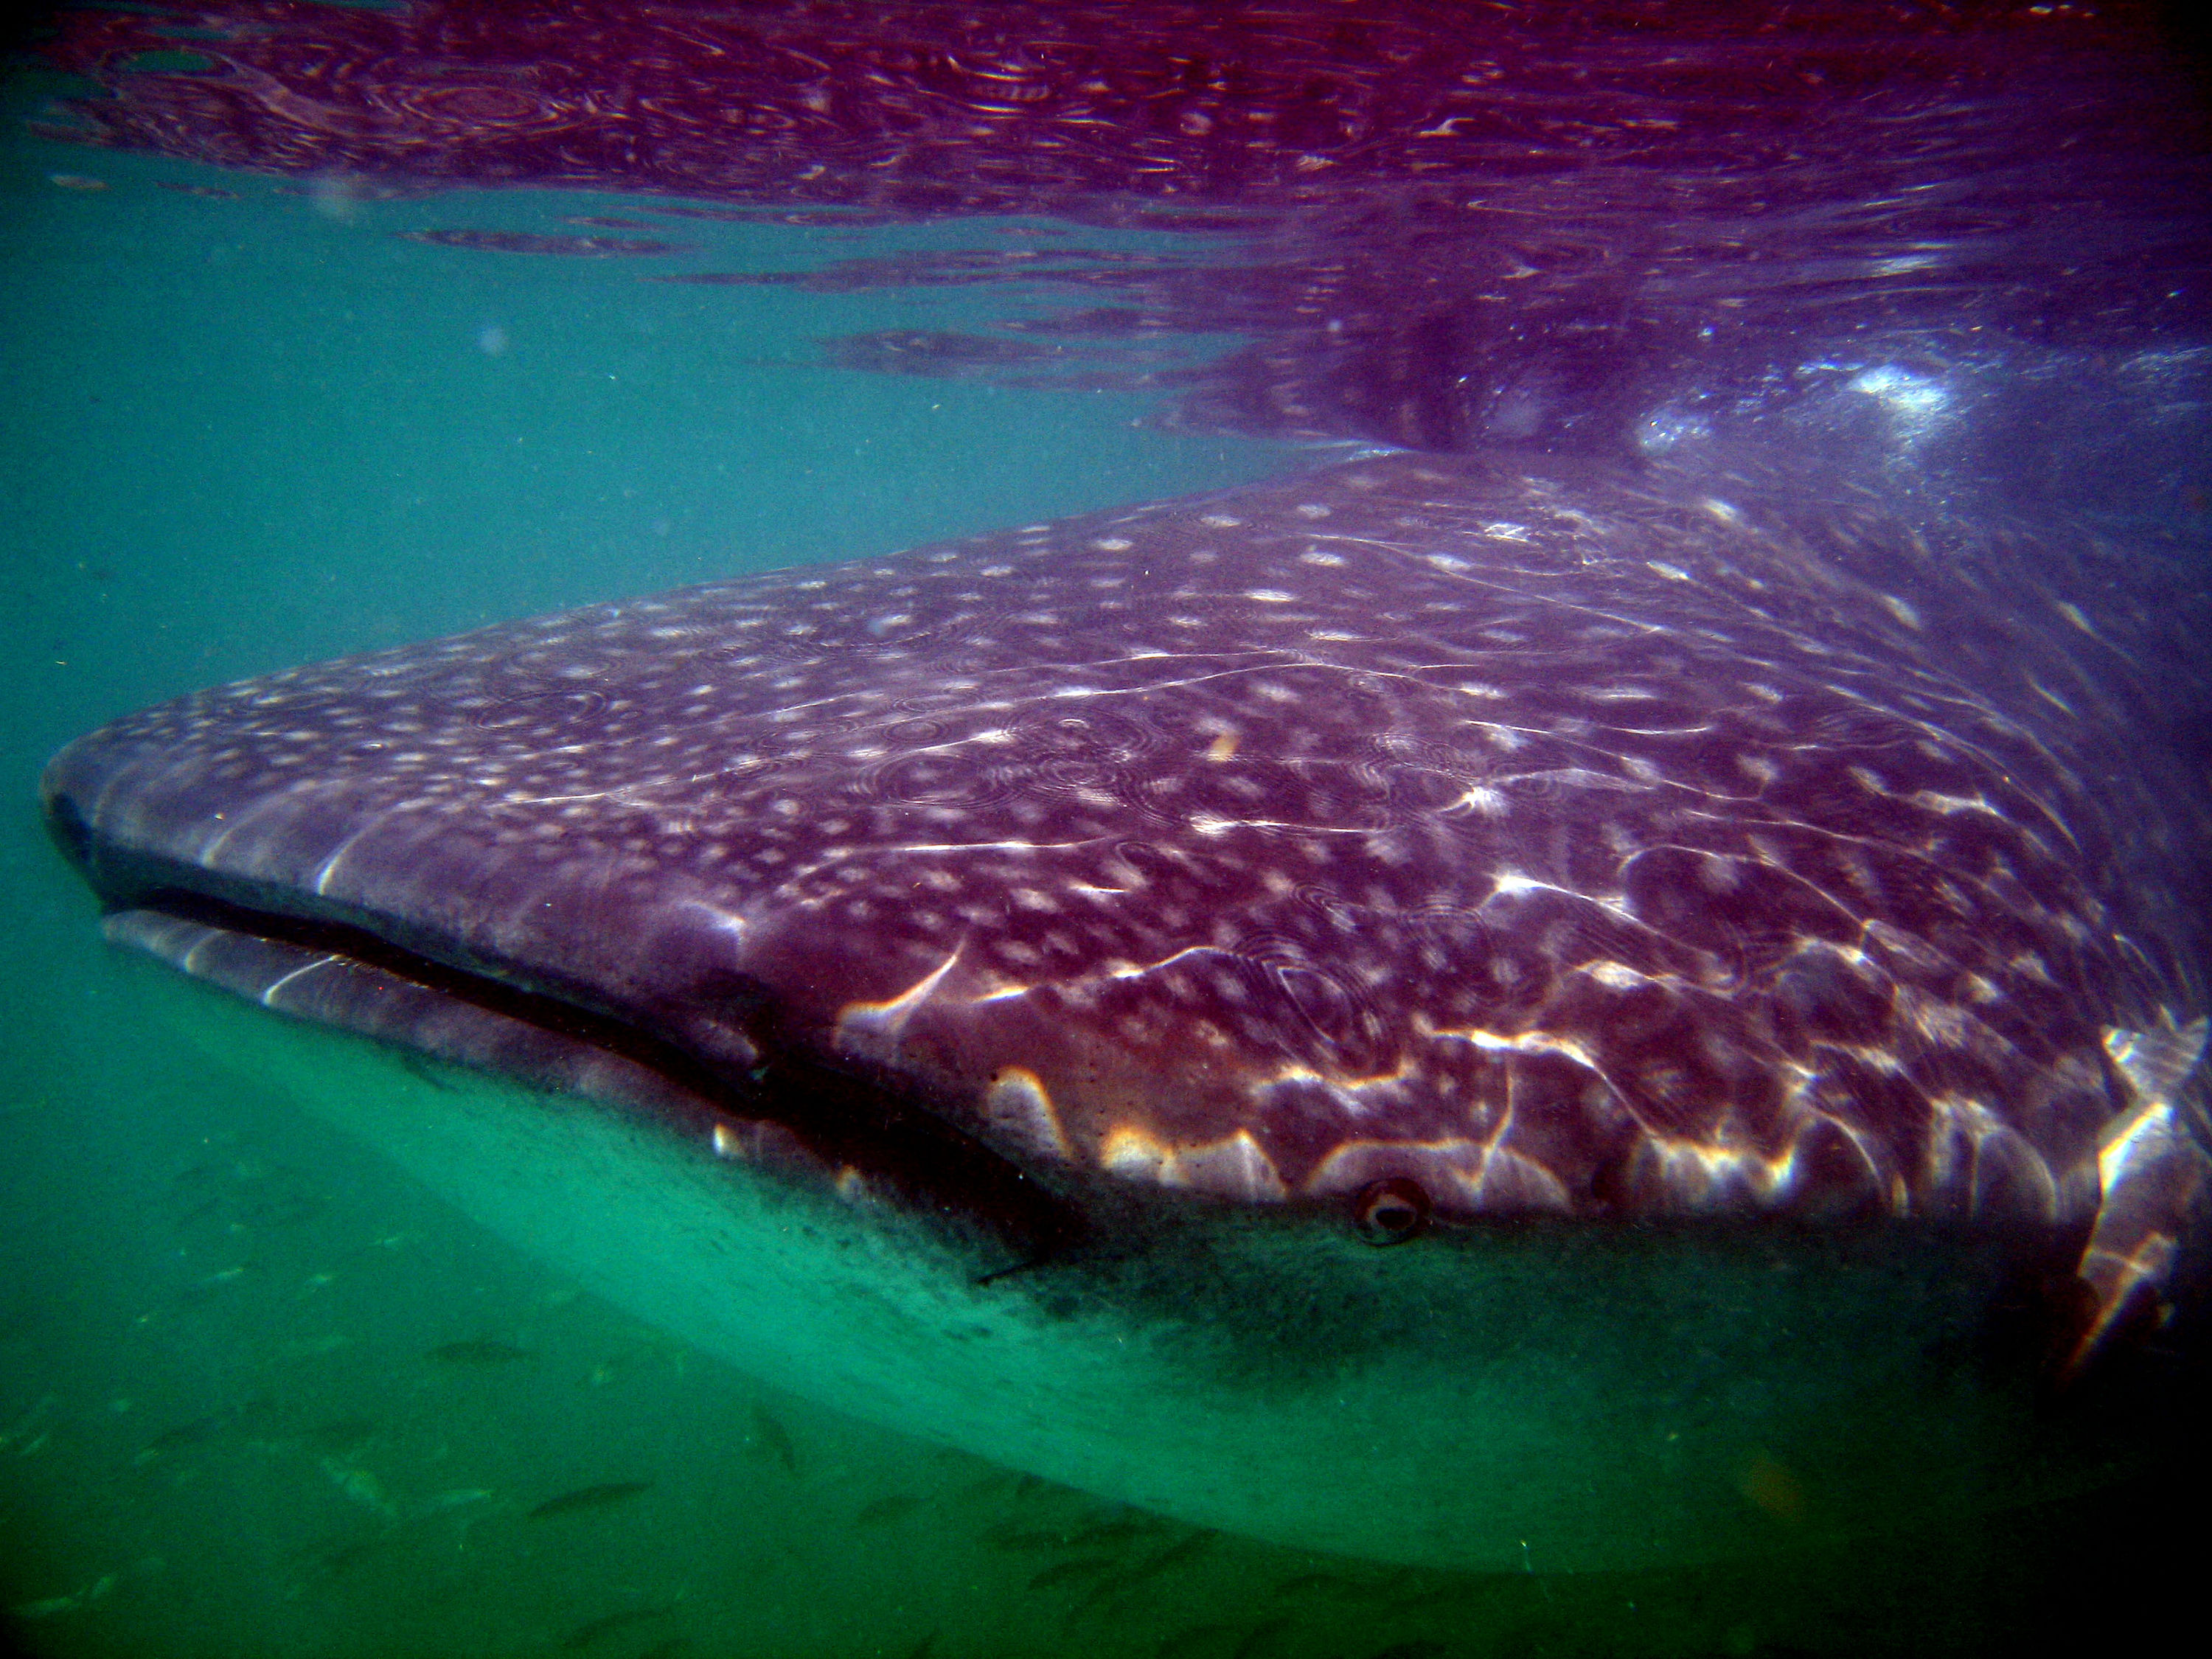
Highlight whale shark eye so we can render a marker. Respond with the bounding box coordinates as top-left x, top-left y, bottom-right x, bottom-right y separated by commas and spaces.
1352, 1178, 1430, 1246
